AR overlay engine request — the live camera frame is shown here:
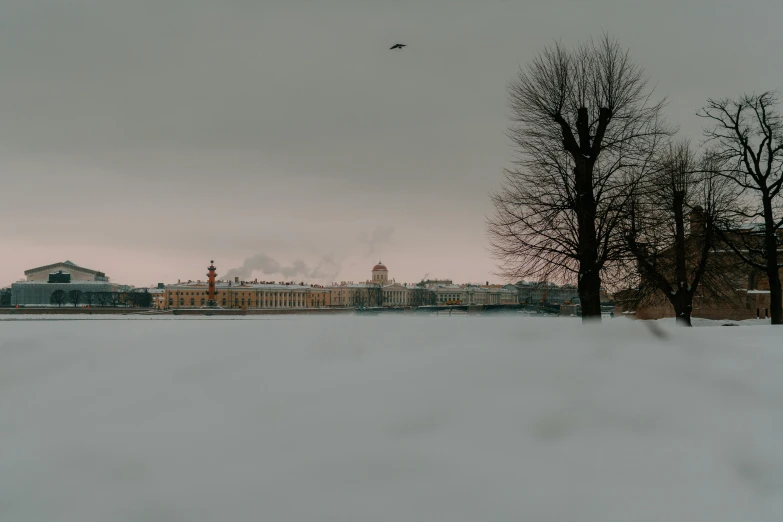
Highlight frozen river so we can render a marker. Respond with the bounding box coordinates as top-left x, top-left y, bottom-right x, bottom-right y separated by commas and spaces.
1, 316, 781, 521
